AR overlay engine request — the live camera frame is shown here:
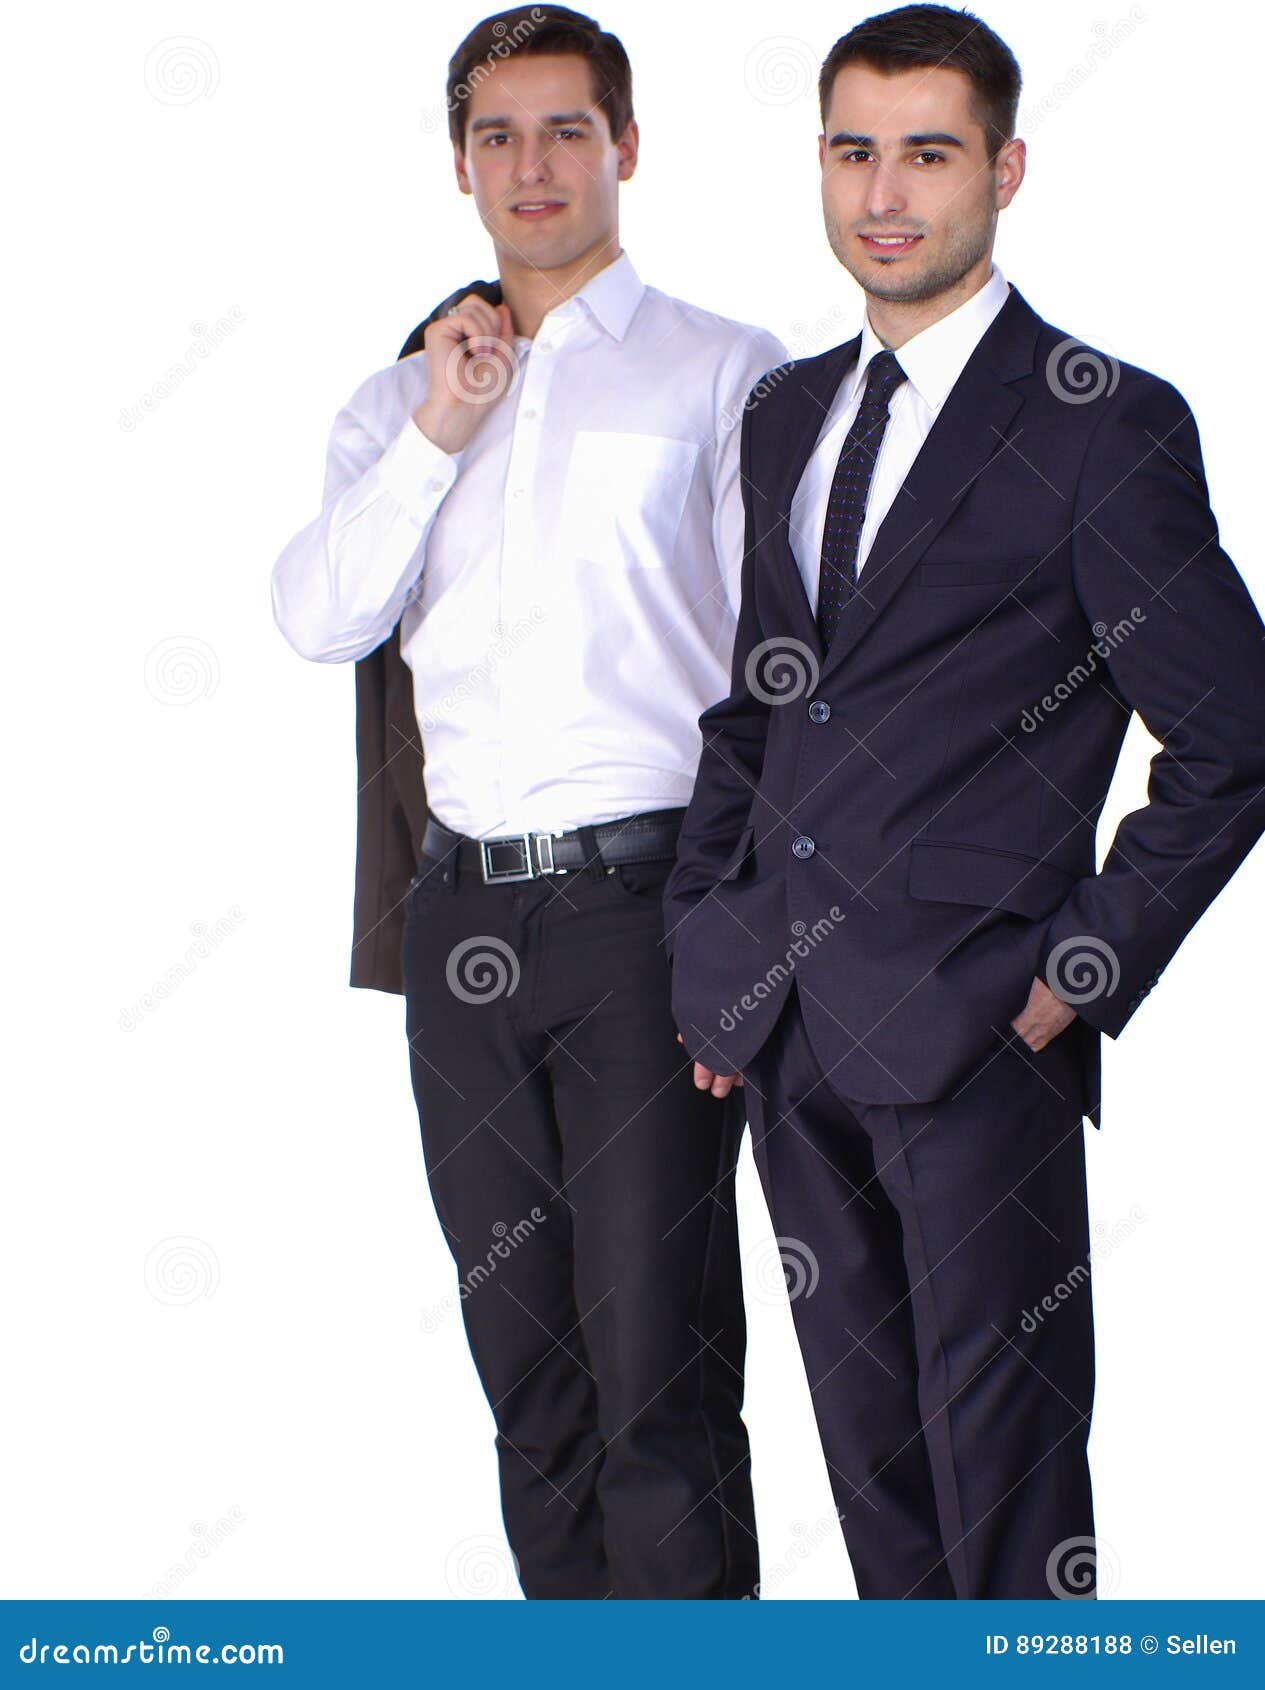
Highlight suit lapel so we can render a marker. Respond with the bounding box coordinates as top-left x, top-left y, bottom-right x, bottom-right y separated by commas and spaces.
762, 287, 1042, 682
819, 366, 1022, 680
